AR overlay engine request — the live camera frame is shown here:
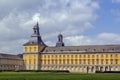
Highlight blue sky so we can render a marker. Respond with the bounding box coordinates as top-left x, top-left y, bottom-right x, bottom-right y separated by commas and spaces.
0, 0, 120, 54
